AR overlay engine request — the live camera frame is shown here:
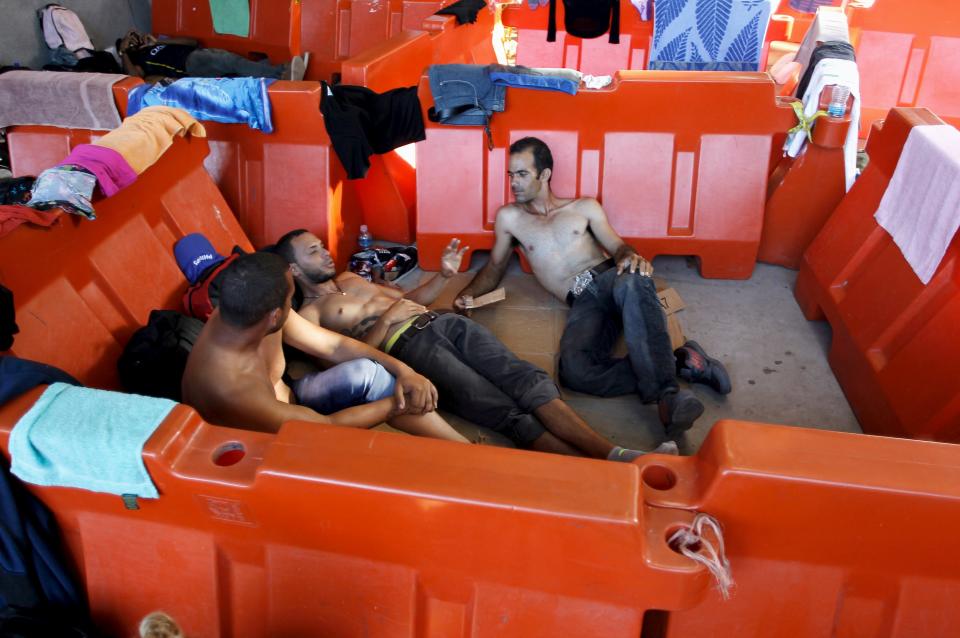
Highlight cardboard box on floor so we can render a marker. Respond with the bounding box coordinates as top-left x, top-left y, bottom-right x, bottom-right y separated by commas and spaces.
654, 277, 686, 351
